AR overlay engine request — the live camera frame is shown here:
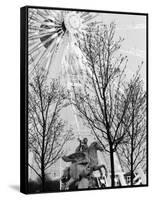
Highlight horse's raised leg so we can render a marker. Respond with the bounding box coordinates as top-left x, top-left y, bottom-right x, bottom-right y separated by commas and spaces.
64, 177, 75, 190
